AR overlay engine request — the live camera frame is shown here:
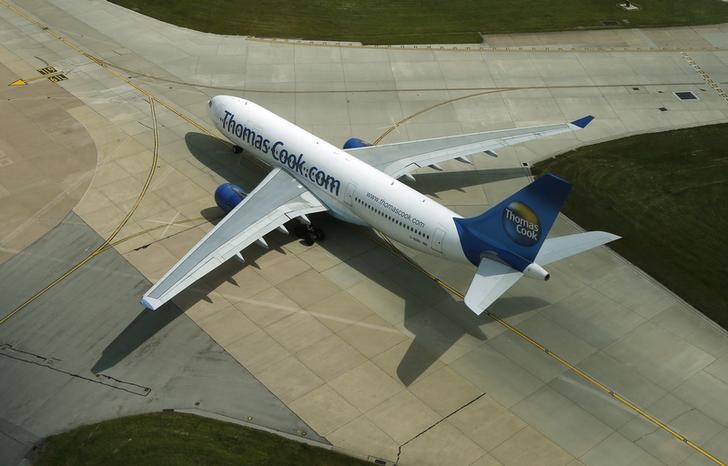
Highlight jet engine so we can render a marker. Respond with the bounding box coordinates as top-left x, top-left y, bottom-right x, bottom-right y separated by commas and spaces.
342, 138, 371, 150
214, 183, 247, 214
